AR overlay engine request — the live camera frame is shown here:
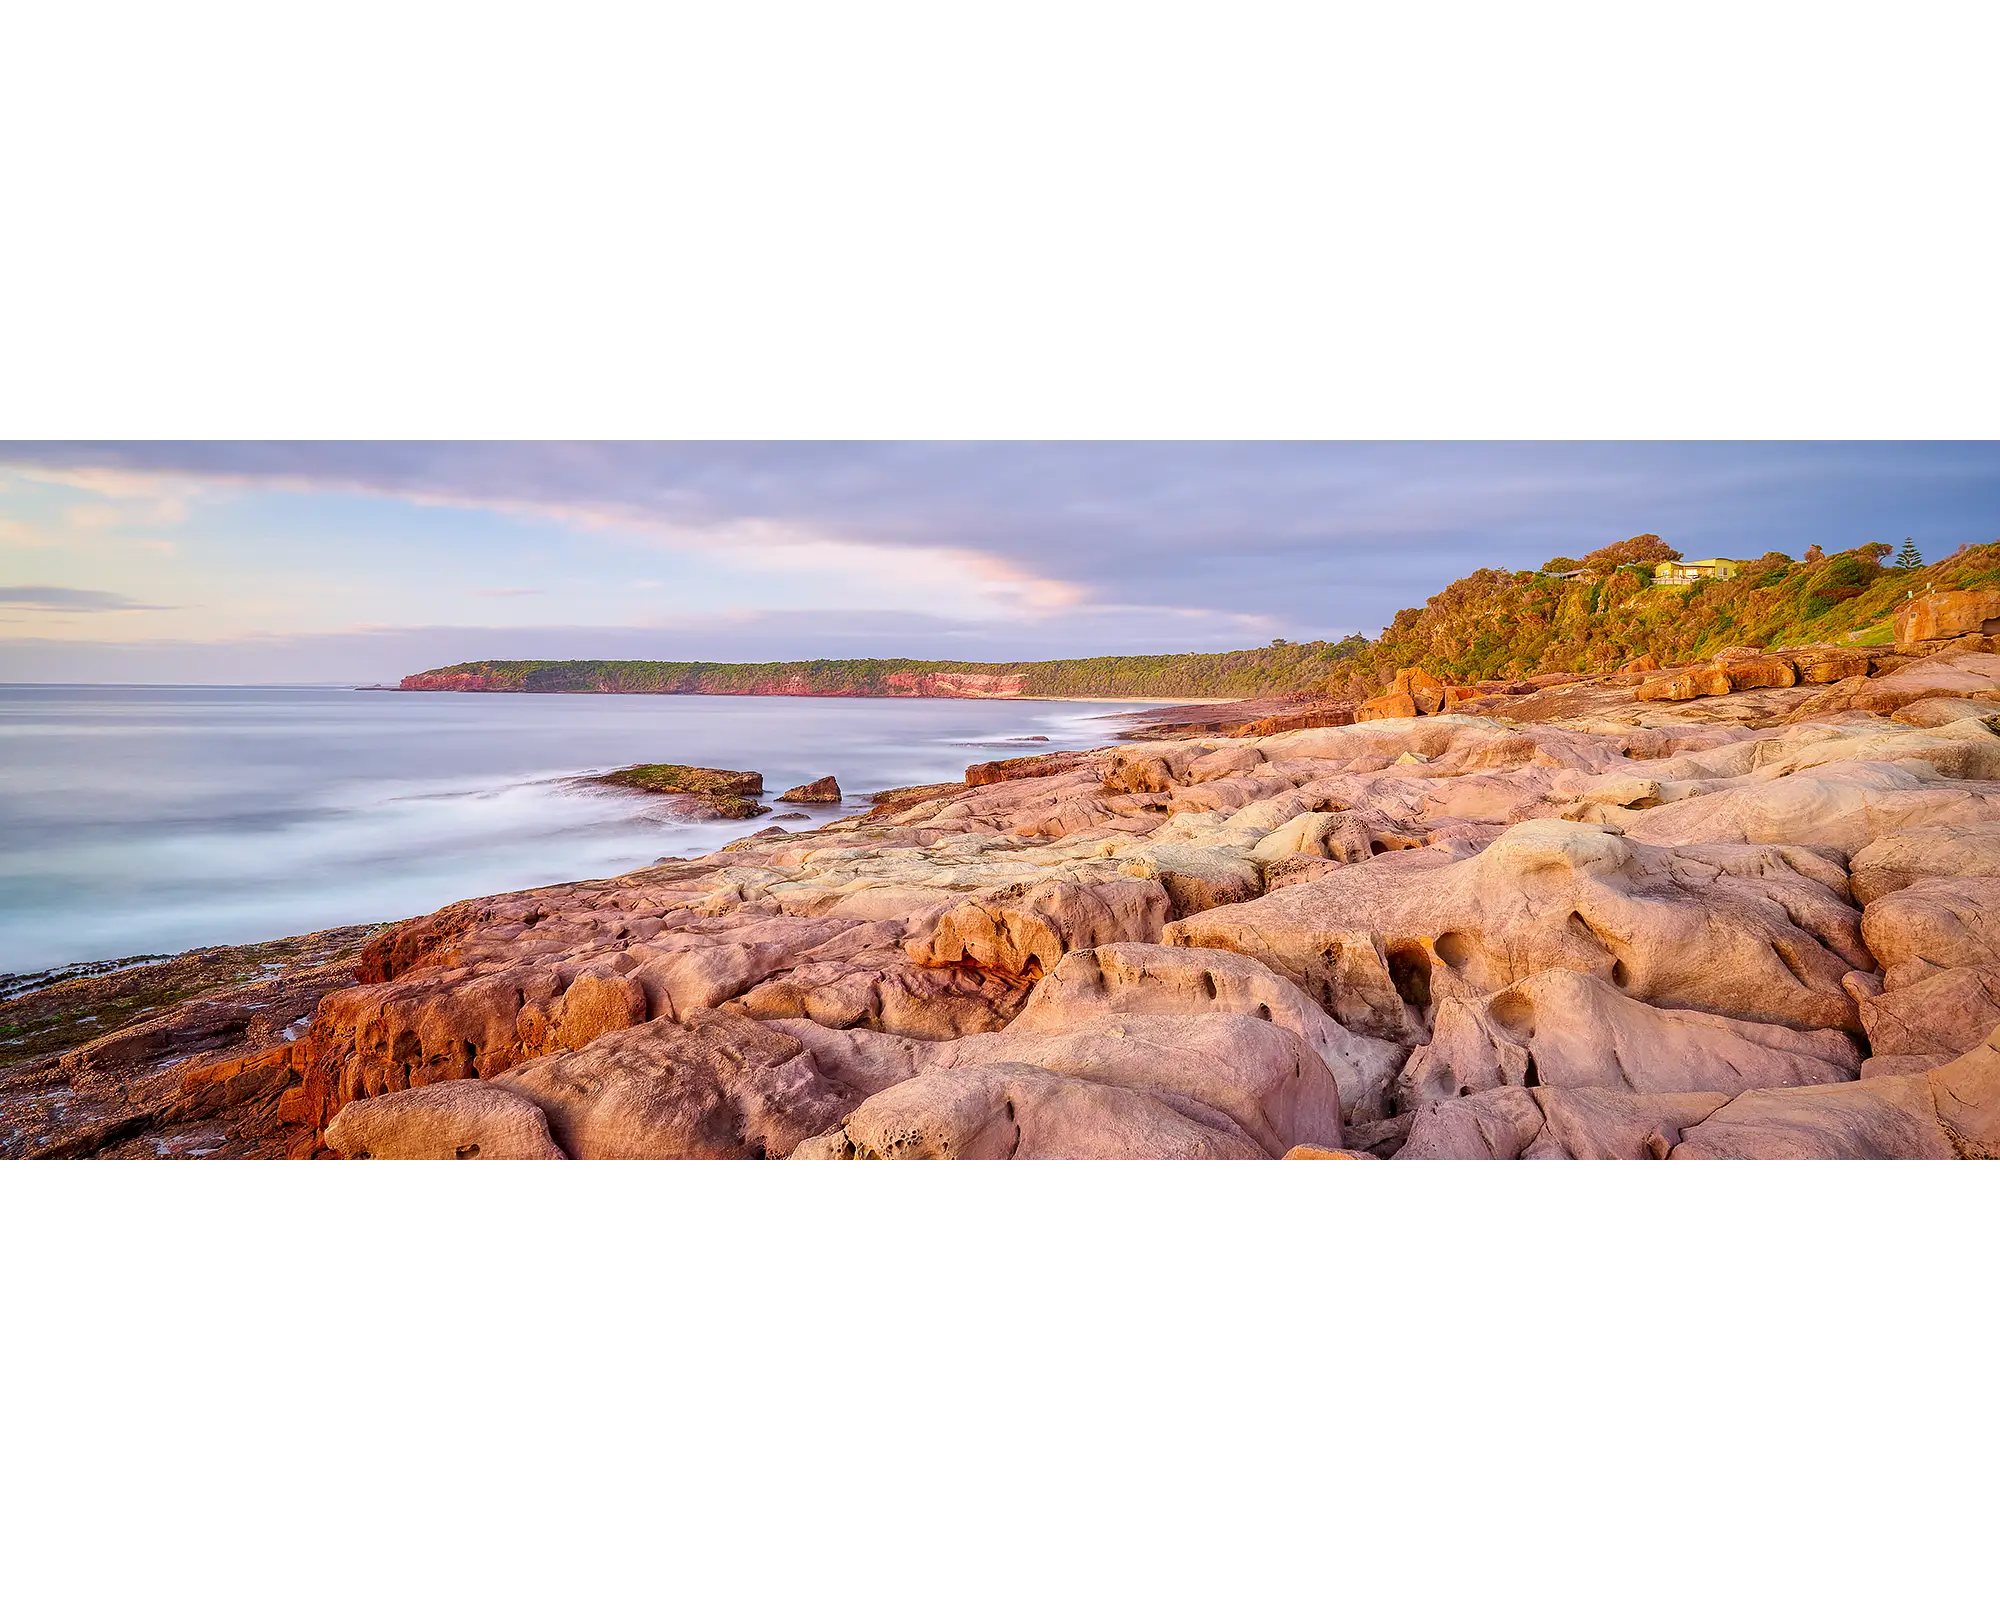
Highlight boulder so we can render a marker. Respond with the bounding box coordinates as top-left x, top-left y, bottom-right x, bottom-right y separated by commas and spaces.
1670, 1074, 1957, 1159
1636, 666, 1734, 702
1621, 760, 2000, 854
323, 1078, 565, 1160
1398, 969, 1859, 1104
494, 1009, 857, 1159
792, 1063, 1268, 1160
1395, 1086, 1730, 1160
1789, 649, 1875, 684
776, 1007, 1346, 1156
778, 776, 841, 803
1009, 942, 1406, 1120
1167, 819, 1865, 1037
1799, 651, 2000, 717
913, 875, 1171, 979
1862, 876, 2000, 990
1858, 968, 2000, 1063
1405, 667, 1448, 716
1895, 589, 2000, 649
1724, 656, 1797, 691
1892, 697, 2000, 728
1848, 825, 2000, 904
728, 948, 1032, 1039
1358, 690, 1418, 722
935, 1013, 1344, 1156
590, 763, 769, 819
